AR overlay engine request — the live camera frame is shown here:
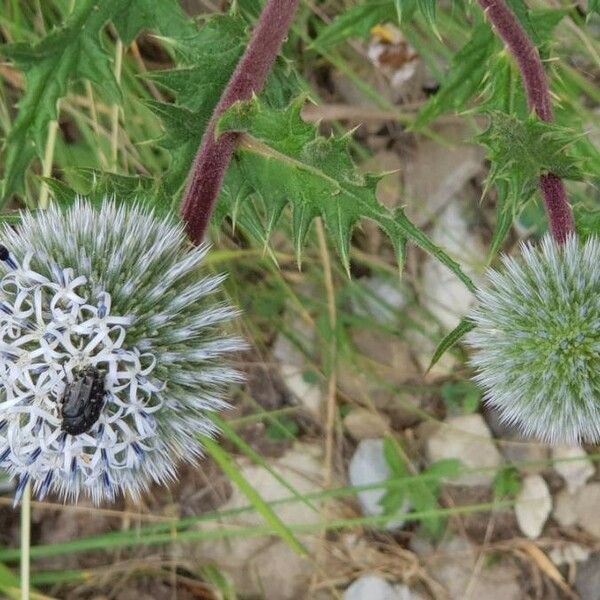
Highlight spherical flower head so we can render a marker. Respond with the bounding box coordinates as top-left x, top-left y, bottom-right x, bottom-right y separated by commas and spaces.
0, 199, 244, 504
467, 234, 600, 445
